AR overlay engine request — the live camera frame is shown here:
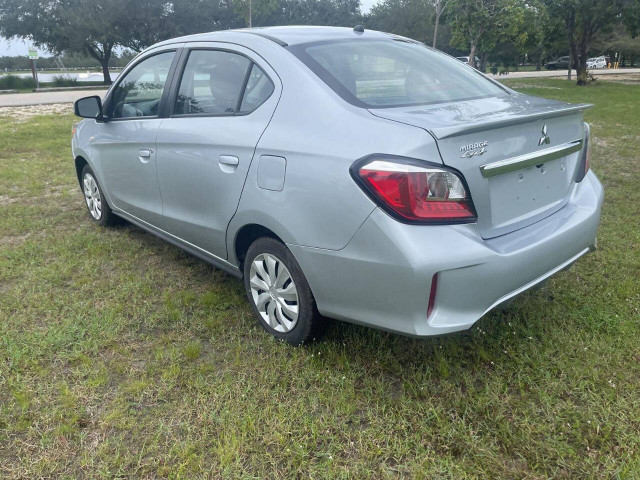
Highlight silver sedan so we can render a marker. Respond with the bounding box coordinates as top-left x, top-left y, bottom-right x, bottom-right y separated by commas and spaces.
72, 26, 603, 345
